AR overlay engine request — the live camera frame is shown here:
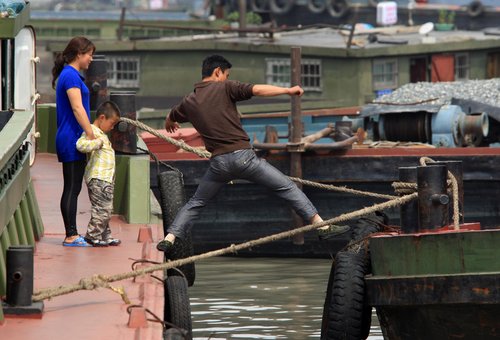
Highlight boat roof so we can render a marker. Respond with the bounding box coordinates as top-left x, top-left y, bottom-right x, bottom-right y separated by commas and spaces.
89, 25, 500, 58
